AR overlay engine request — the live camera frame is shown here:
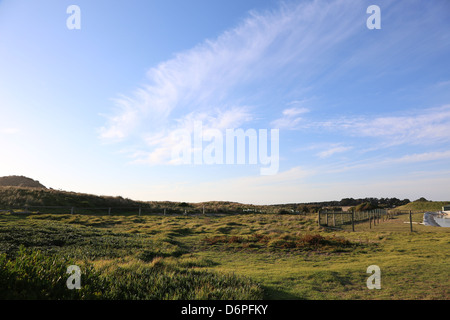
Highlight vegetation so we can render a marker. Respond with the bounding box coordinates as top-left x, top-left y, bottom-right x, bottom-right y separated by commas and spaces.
353, 202, 379, 212
1, 184, 412, 215
0, 246, 103, 299
393, 199, 450, 212
0, 183, 447, 300
202, 233, 362, 254
0, 212, 263, 299
0, 207, 448, 300
0, 246, 261, 300
0, 176, 46, 189
0, 186, 146, 209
